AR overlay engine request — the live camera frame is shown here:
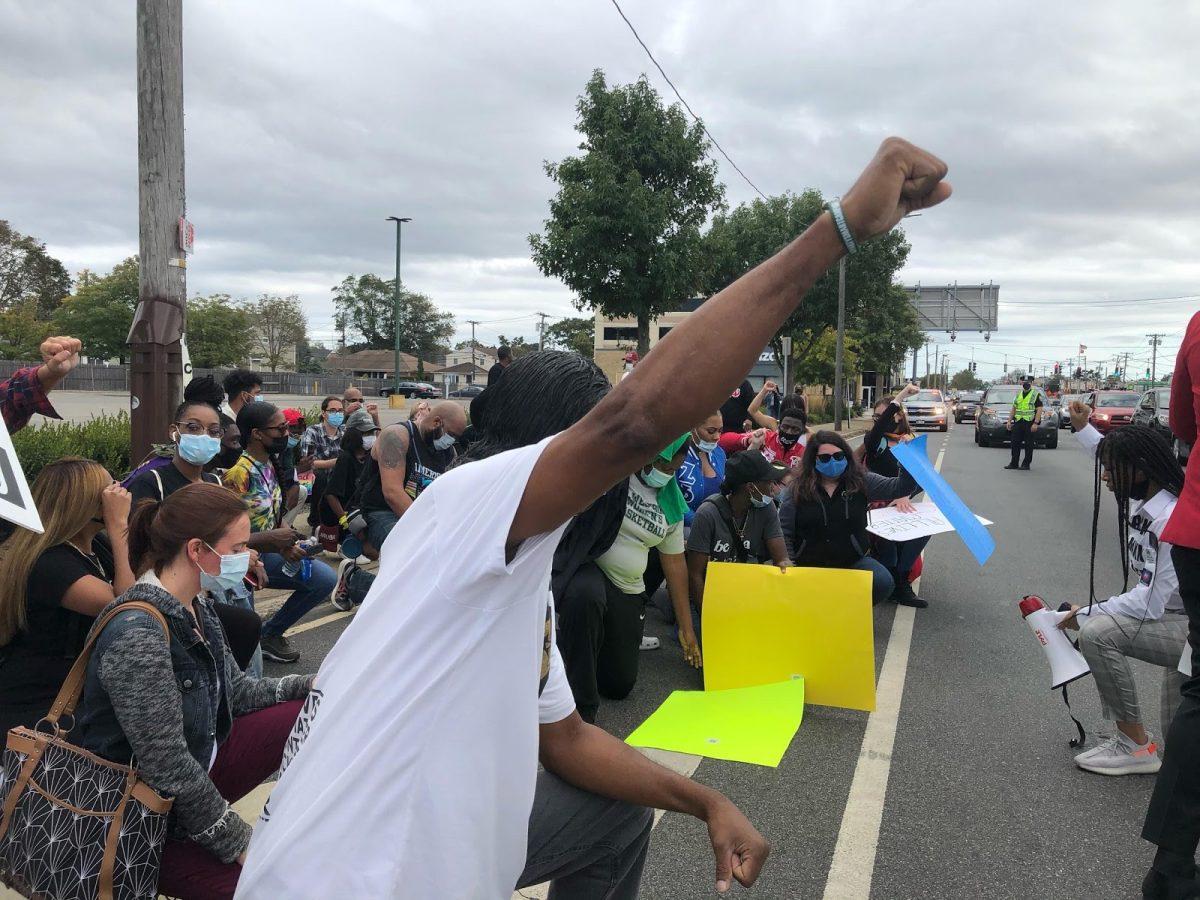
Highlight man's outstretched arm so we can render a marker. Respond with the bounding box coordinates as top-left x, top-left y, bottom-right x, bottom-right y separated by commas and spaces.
509, 138, 951, 550
540, 712, 769, 894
